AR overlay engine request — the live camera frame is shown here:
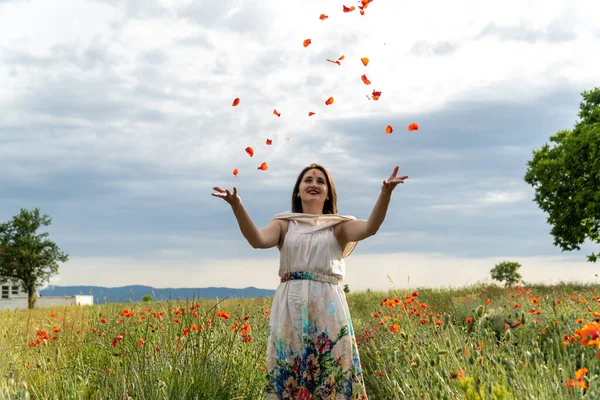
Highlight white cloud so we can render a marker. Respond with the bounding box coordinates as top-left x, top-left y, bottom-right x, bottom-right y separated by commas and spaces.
57, 252, 597, 291
1, 0, 599, 289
